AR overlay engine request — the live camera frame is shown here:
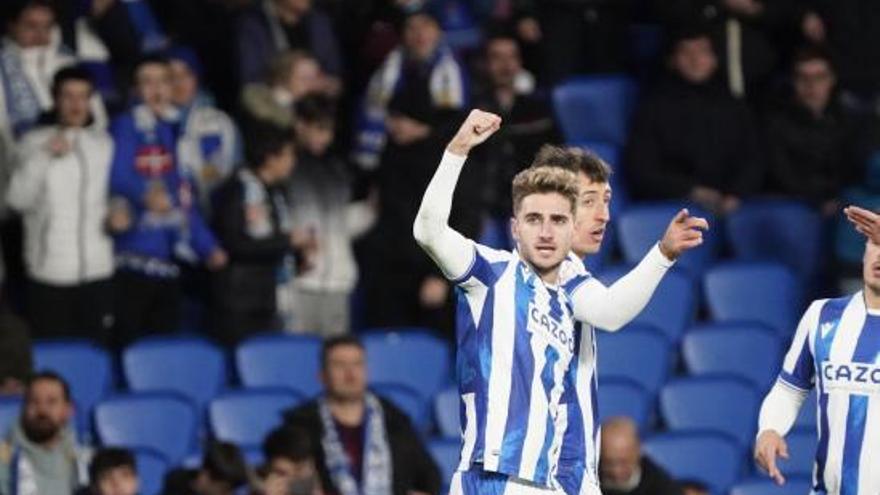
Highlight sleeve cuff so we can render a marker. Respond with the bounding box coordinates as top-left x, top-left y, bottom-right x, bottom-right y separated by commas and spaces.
648, 243, 676, 268
442, 149, 468, 168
